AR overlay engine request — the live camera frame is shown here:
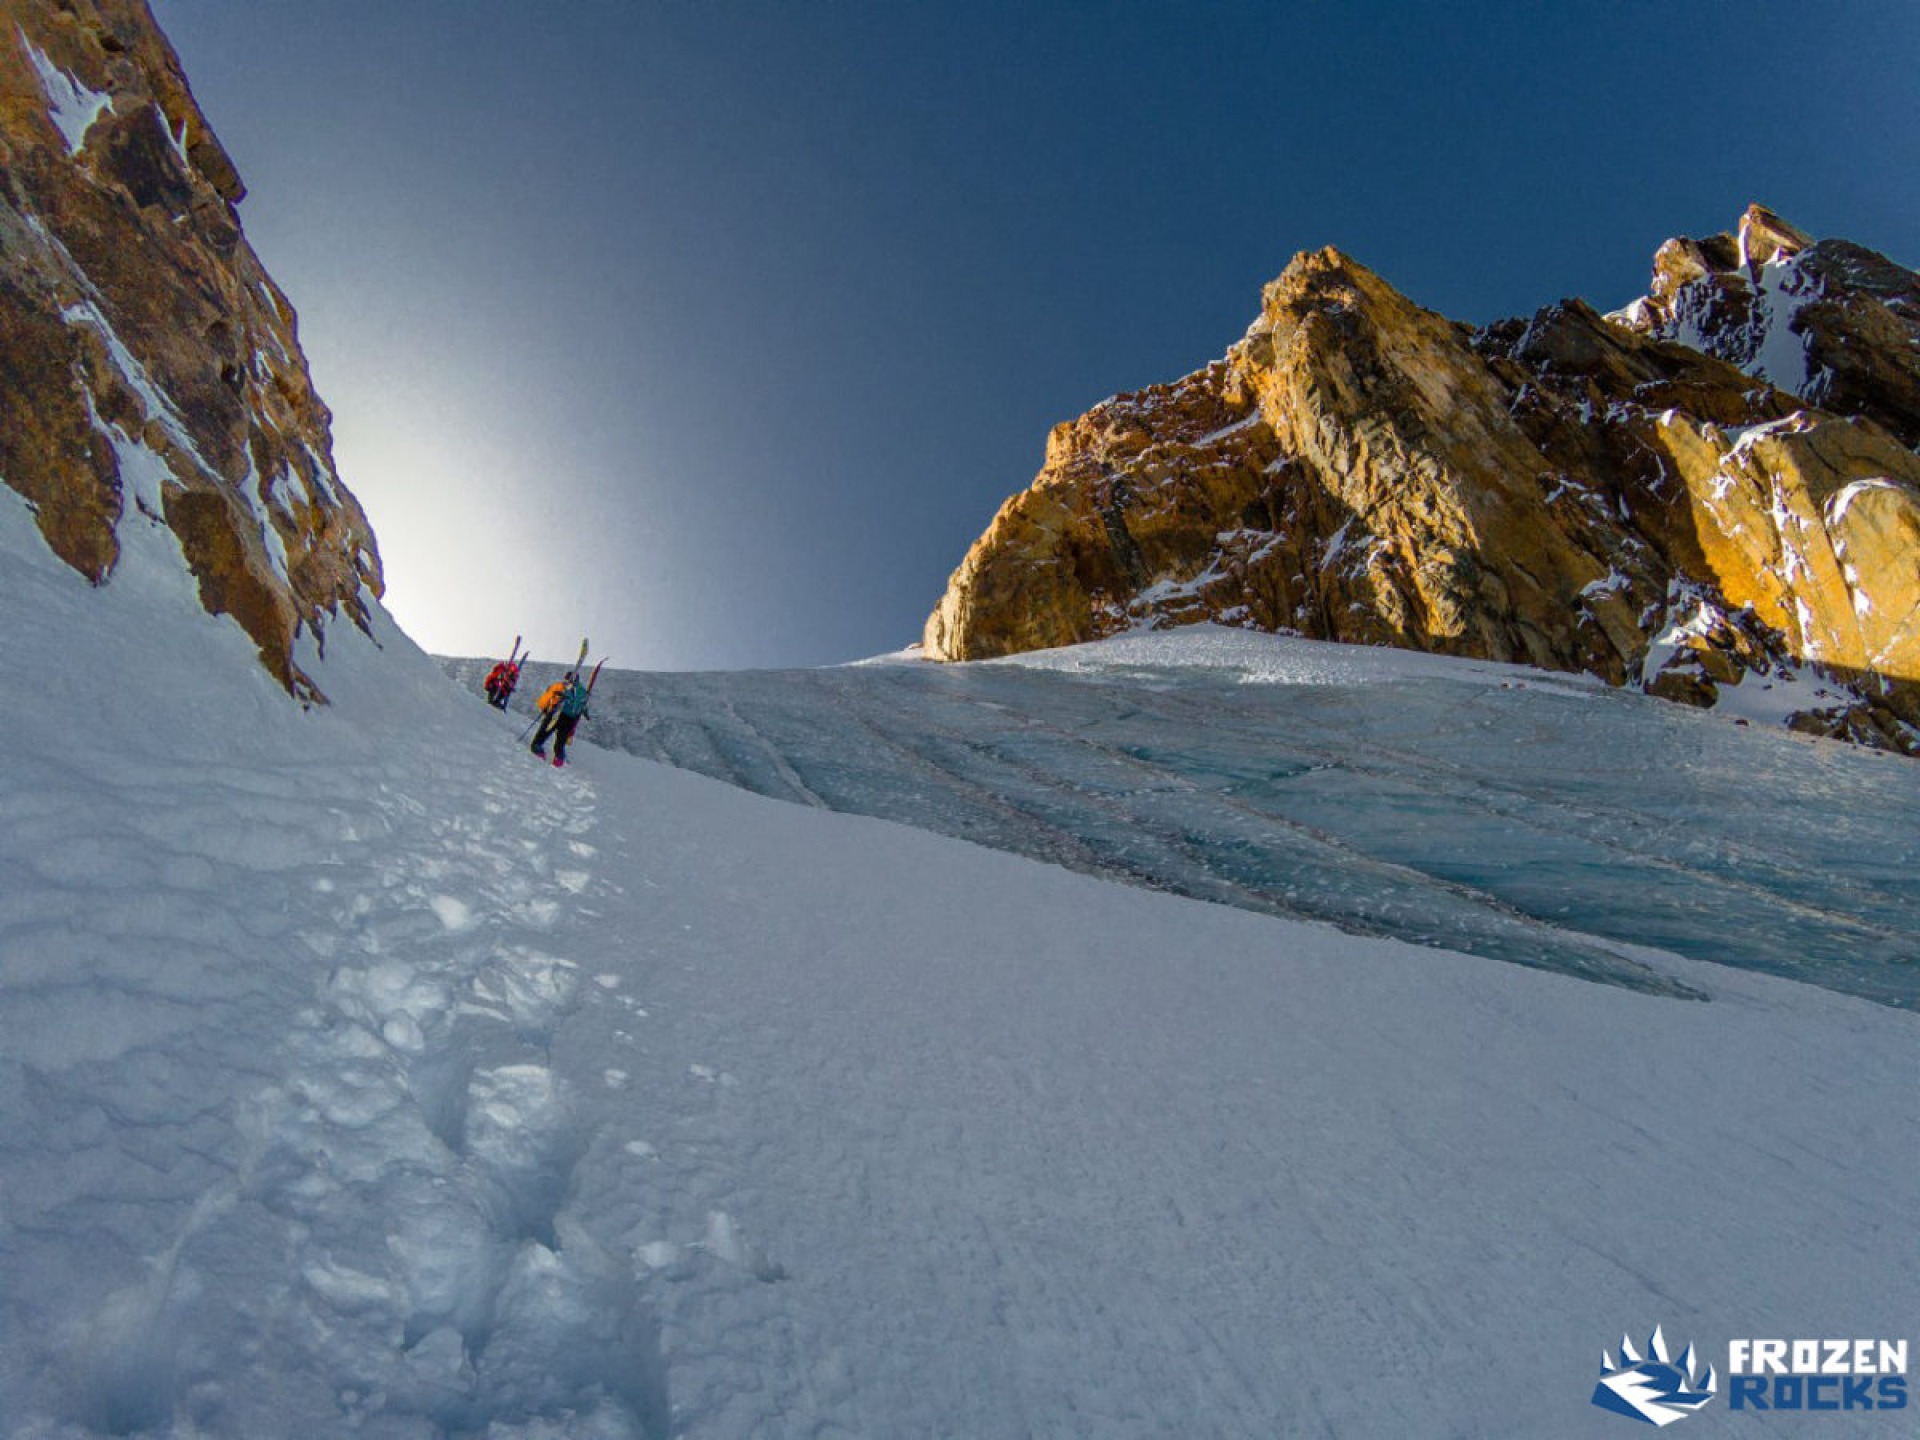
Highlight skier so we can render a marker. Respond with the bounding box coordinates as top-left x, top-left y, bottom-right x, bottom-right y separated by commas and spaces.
483, 659, 520, 709
530, 671, 590, 767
